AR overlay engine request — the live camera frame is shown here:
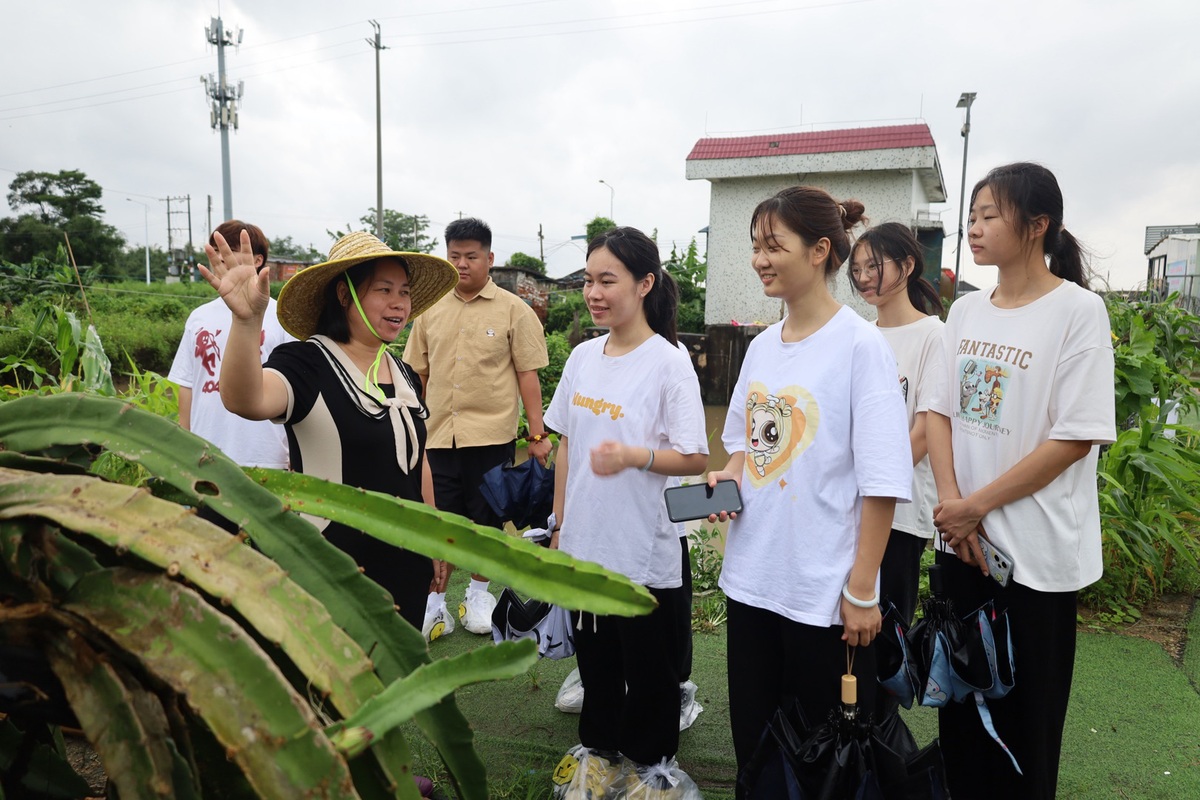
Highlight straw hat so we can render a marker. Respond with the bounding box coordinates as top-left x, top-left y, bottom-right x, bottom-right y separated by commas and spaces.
277, 231, 458, 340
